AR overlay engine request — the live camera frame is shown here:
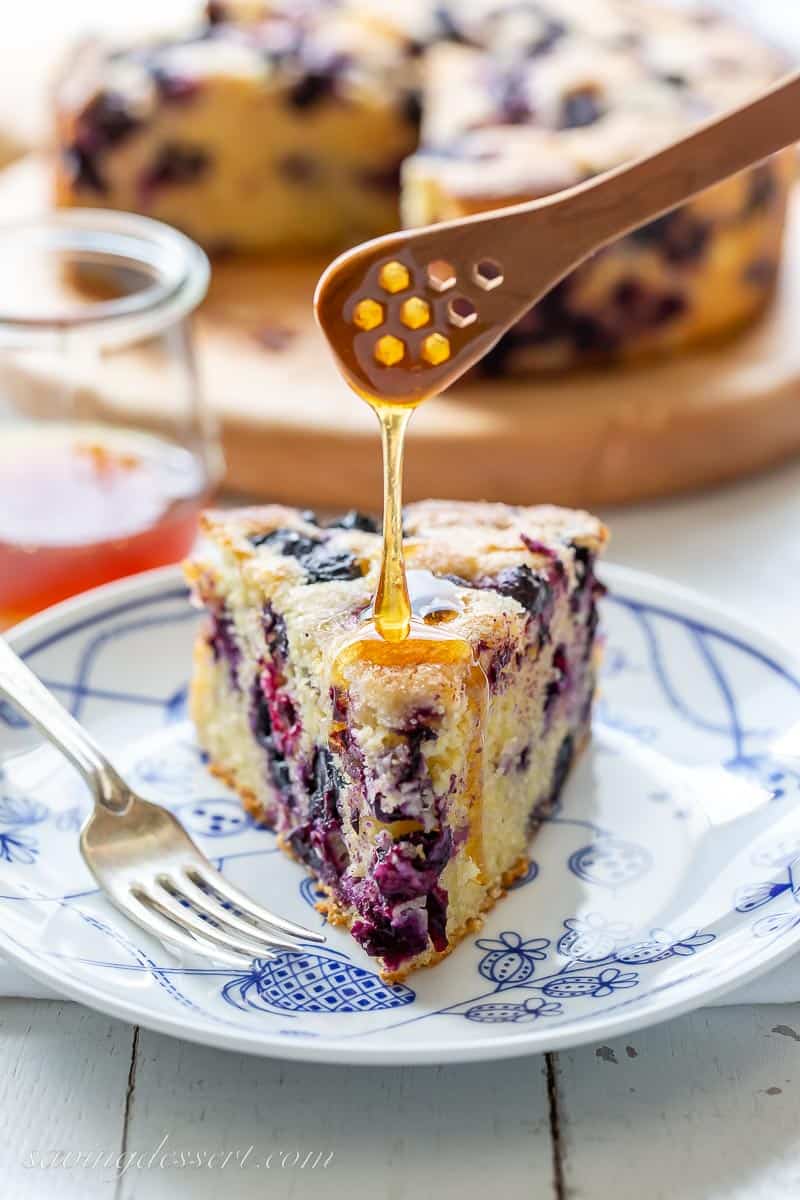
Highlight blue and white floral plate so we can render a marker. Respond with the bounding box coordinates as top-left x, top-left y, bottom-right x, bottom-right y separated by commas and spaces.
2, 563, 800, 1065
